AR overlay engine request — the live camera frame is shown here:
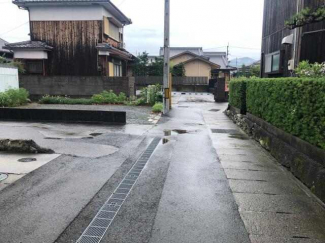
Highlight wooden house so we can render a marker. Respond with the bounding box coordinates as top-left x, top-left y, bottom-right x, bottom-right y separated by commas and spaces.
5, 0, 133, 77
261, 0, 325, 77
